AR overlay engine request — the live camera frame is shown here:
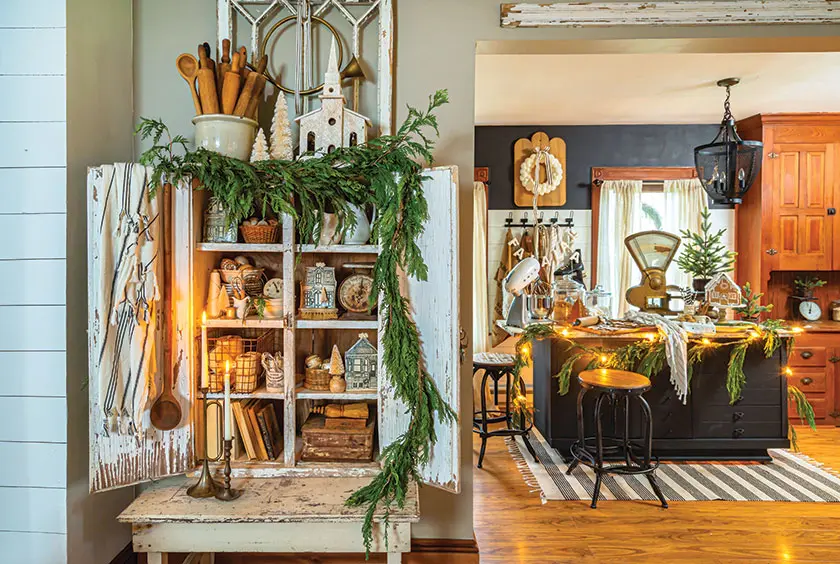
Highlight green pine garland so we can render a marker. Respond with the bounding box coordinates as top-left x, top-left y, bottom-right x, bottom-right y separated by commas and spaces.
137, 91, 456, 554
511, 322, 816, 442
